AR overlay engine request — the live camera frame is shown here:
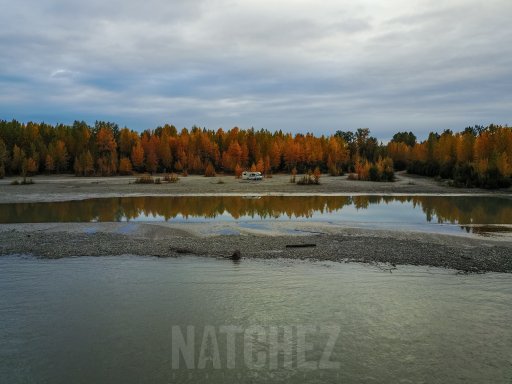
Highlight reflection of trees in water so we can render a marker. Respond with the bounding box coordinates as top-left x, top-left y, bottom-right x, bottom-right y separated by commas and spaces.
411, 196, 512, 225
1, 196, 511, 228
116, 196, 354, 221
